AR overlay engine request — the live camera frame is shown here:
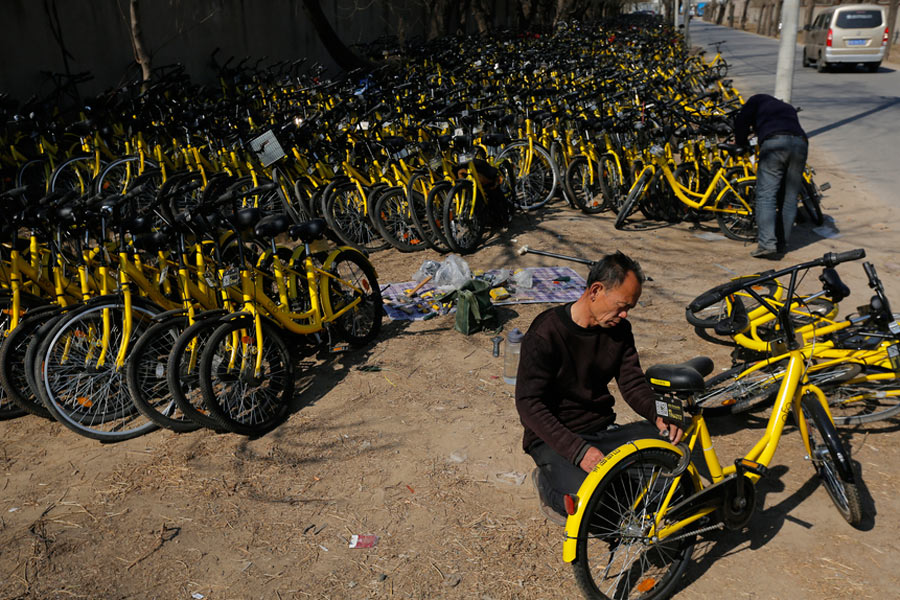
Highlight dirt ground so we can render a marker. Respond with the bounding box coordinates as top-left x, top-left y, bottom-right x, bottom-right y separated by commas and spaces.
2, 144, 900, 600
